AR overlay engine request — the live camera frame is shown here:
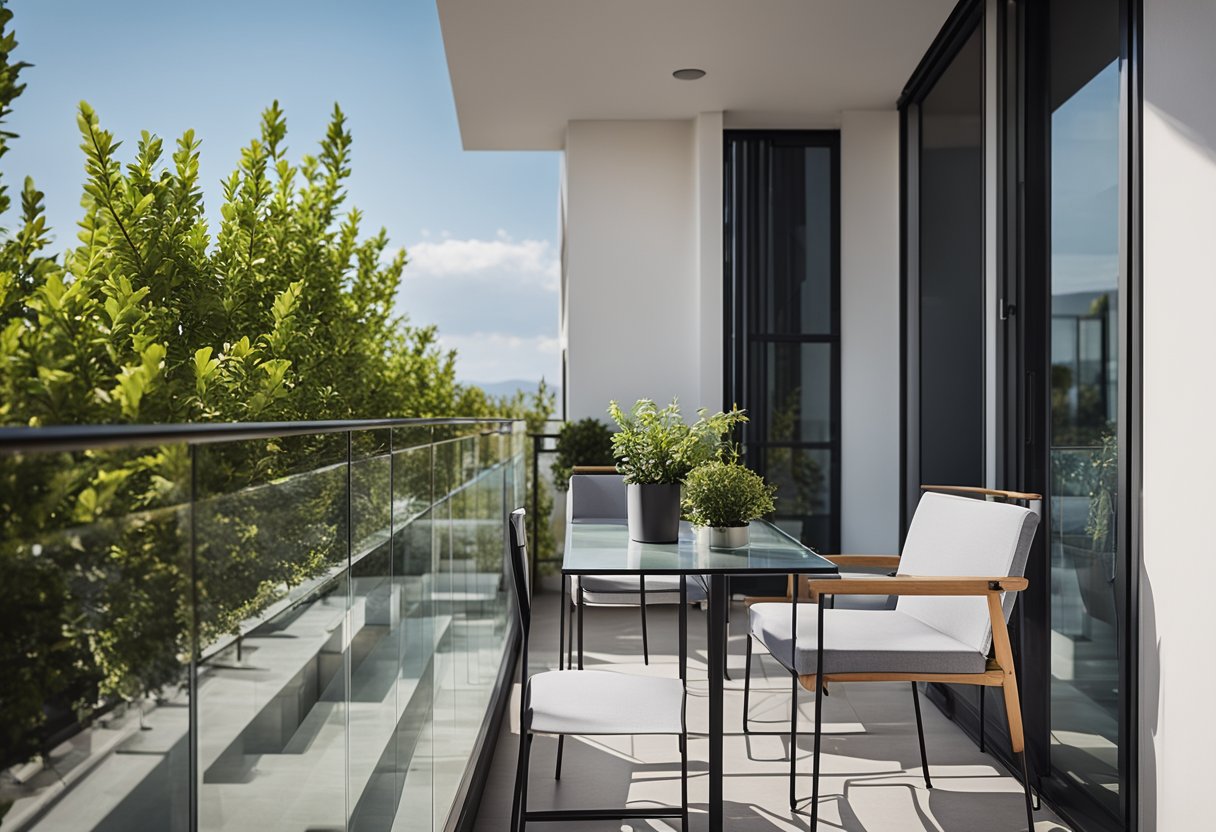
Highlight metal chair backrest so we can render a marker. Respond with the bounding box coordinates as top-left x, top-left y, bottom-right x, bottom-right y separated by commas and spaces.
507, 508, 531, 638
